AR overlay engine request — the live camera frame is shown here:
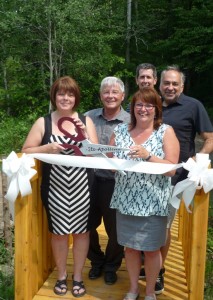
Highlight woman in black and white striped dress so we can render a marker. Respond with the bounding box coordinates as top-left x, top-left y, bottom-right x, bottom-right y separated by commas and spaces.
22, 76, 98, 298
